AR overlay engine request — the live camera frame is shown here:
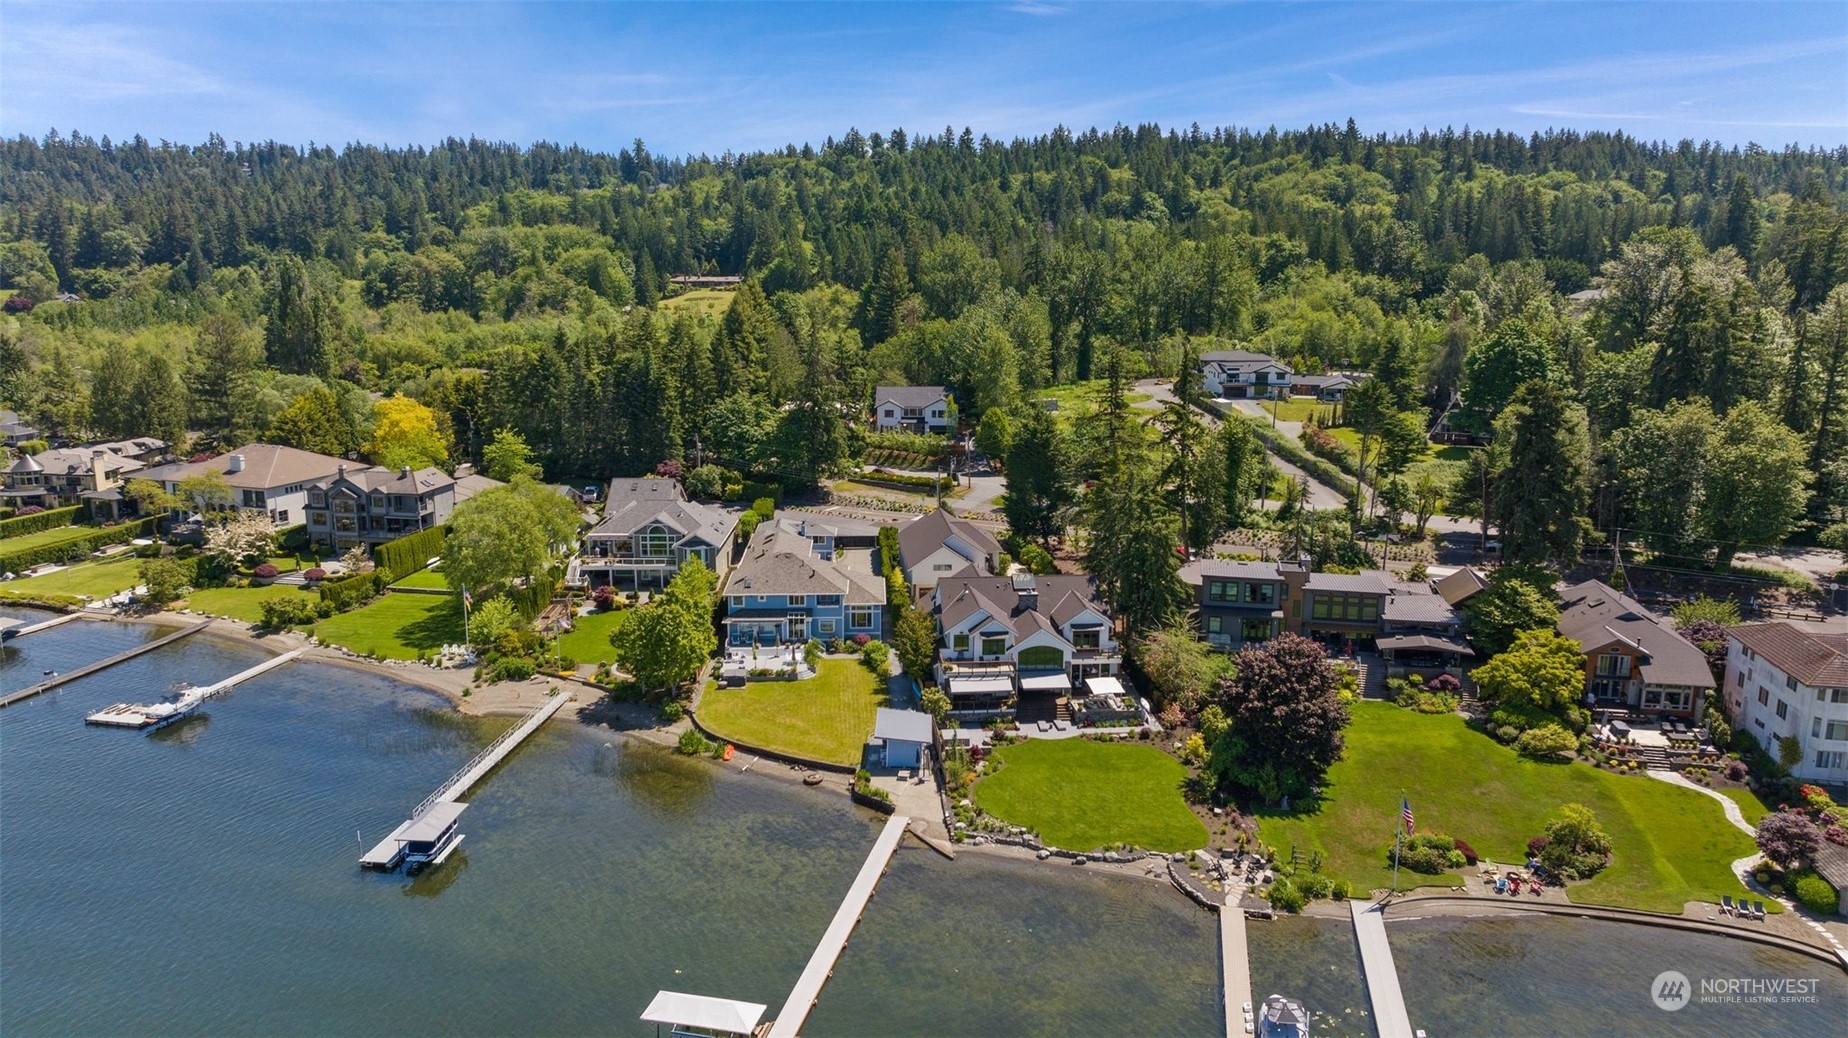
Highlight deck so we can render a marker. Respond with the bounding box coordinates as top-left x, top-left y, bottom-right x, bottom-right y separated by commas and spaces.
766, 814, 910, 1038
1221, 897, 1253, 1037
0, 619, 212, 708
1350, 900, 1415, 1038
